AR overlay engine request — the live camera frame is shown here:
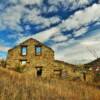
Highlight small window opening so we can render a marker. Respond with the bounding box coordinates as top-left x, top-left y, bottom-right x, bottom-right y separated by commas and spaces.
35, 45, 42, 56
83, 72, 86, 81
21, 60, 27, 65
21, 46, 27, 56
54, 69, 62, 77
